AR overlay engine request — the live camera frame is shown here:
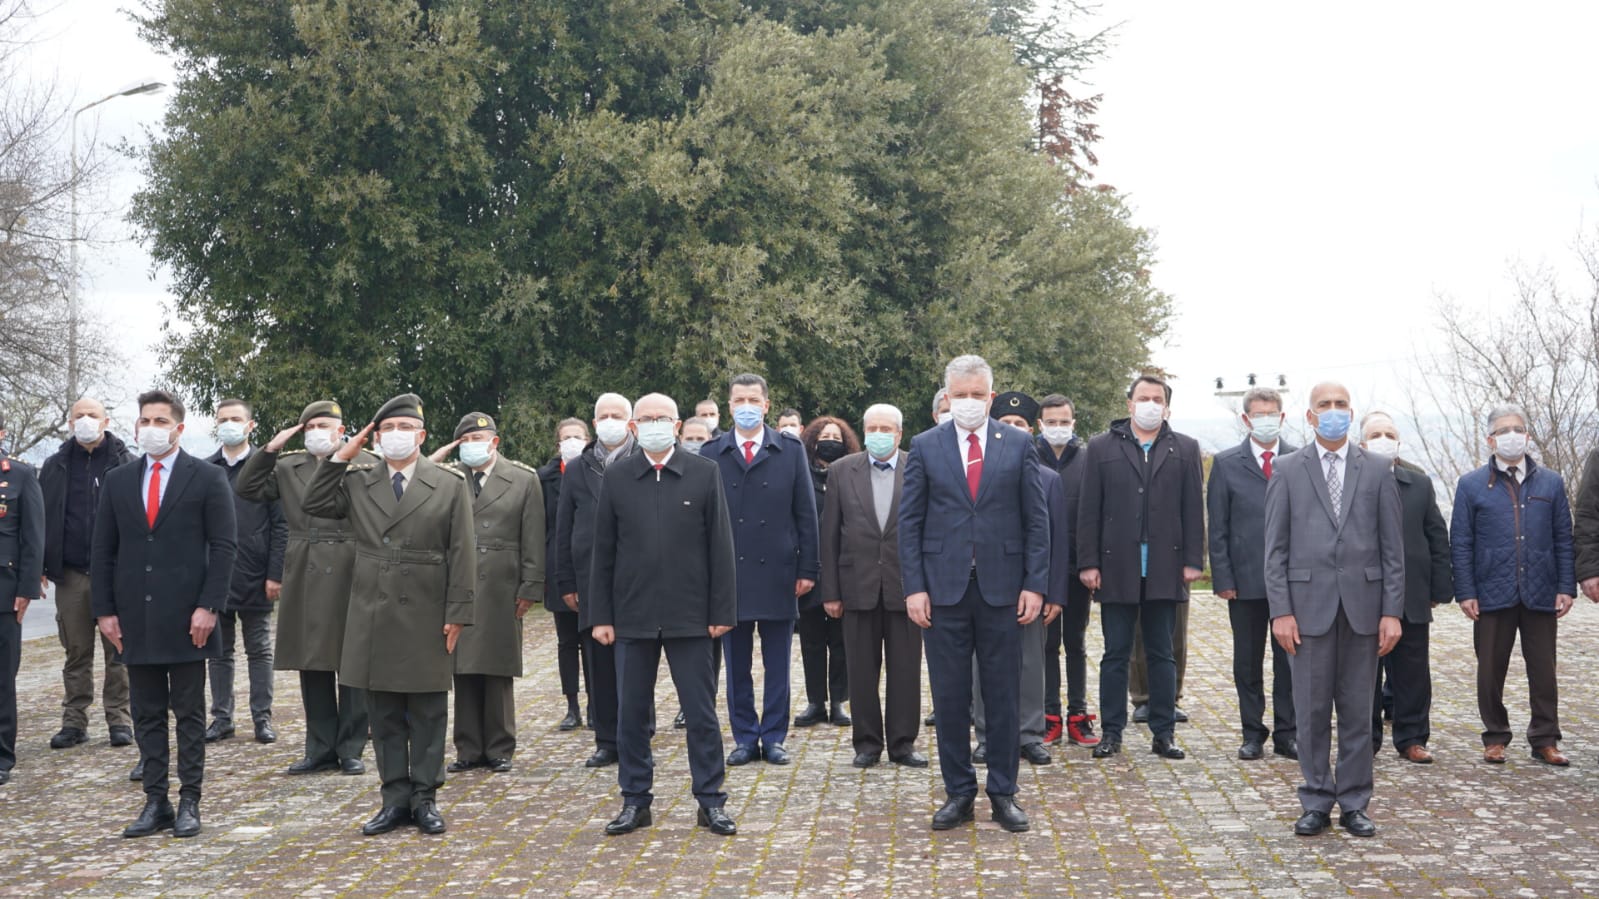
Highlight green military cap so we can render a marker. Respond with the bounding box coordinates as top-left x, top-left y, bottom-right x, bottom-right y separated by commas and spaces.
372, 393, 425, 427
454, 412, 497, 441
298, 400, 344, 426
